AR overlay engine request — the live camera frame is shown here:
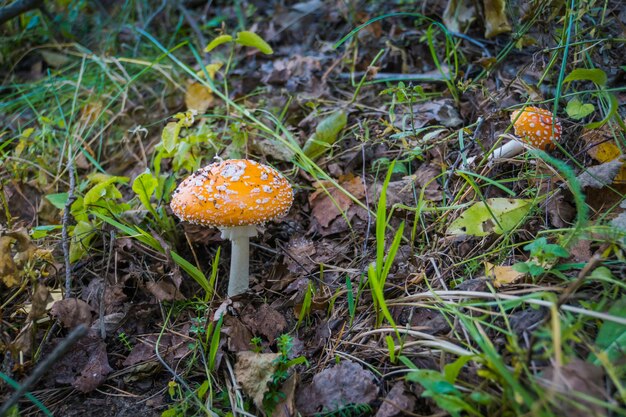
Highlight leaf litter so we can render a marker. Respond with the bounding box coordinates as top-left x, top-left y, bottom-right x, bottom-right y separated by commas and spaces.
1, 1, 625, 416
